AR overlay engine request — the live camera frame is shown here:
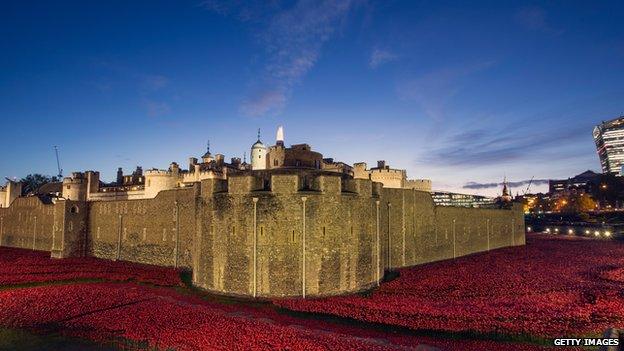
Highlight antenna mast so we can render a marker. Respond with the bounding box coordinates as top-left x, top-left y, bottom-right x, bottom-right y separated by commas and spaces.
54, 146, 63, 179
